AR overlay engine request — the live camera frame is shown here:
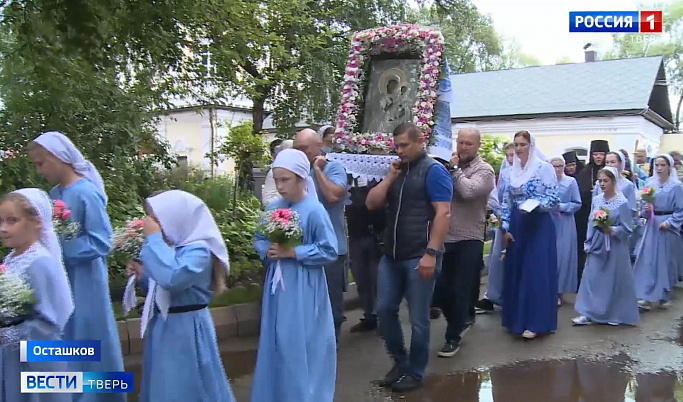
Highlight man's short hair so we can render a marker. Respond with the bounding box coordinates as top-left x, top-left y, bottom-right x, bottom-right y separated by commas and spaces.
393, 122, 422, 141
